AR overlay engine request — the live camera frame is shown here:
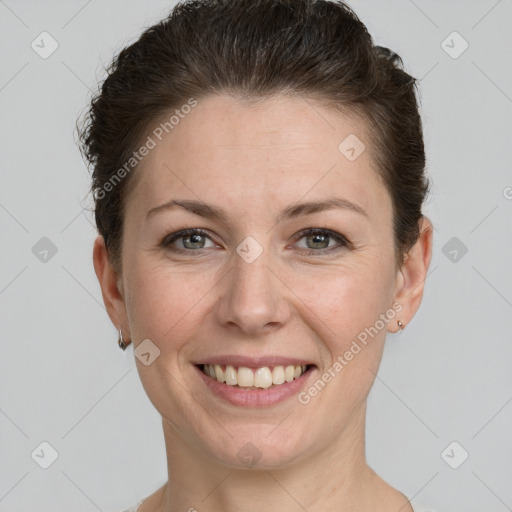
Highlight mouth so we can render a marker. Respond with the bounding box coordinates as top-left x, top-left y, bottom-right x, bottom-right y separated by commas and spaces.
196, 363, 315, 390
